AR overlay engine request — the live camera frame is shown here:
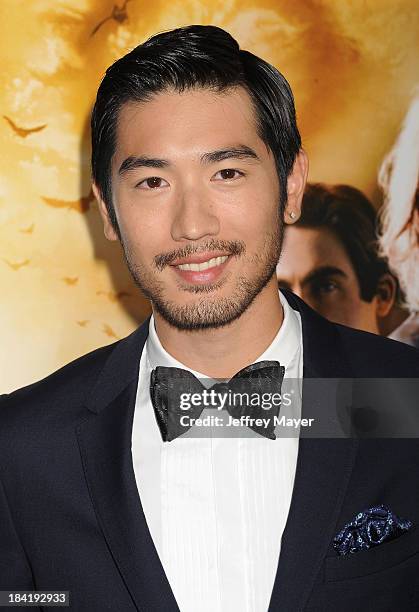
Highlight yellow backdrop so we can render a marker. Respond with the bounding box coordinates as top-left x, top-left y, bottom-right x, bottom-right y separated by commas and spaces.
1, 0, 418, 392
